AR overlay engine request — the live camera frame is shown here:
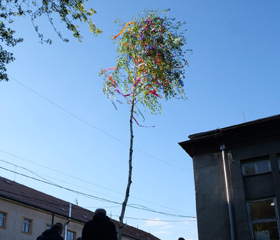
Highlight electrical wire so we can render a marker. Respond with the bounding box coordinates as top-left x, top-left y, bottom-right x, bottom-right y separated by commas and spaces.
2, 76, 195, 217
0, 166, 196, 219
0, 188, 196, 222
111, 215, 196, 222
0, 149, 122, 194
0, 158, 124, 202
0, 149, 192, 215
10, 76, 191, 172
